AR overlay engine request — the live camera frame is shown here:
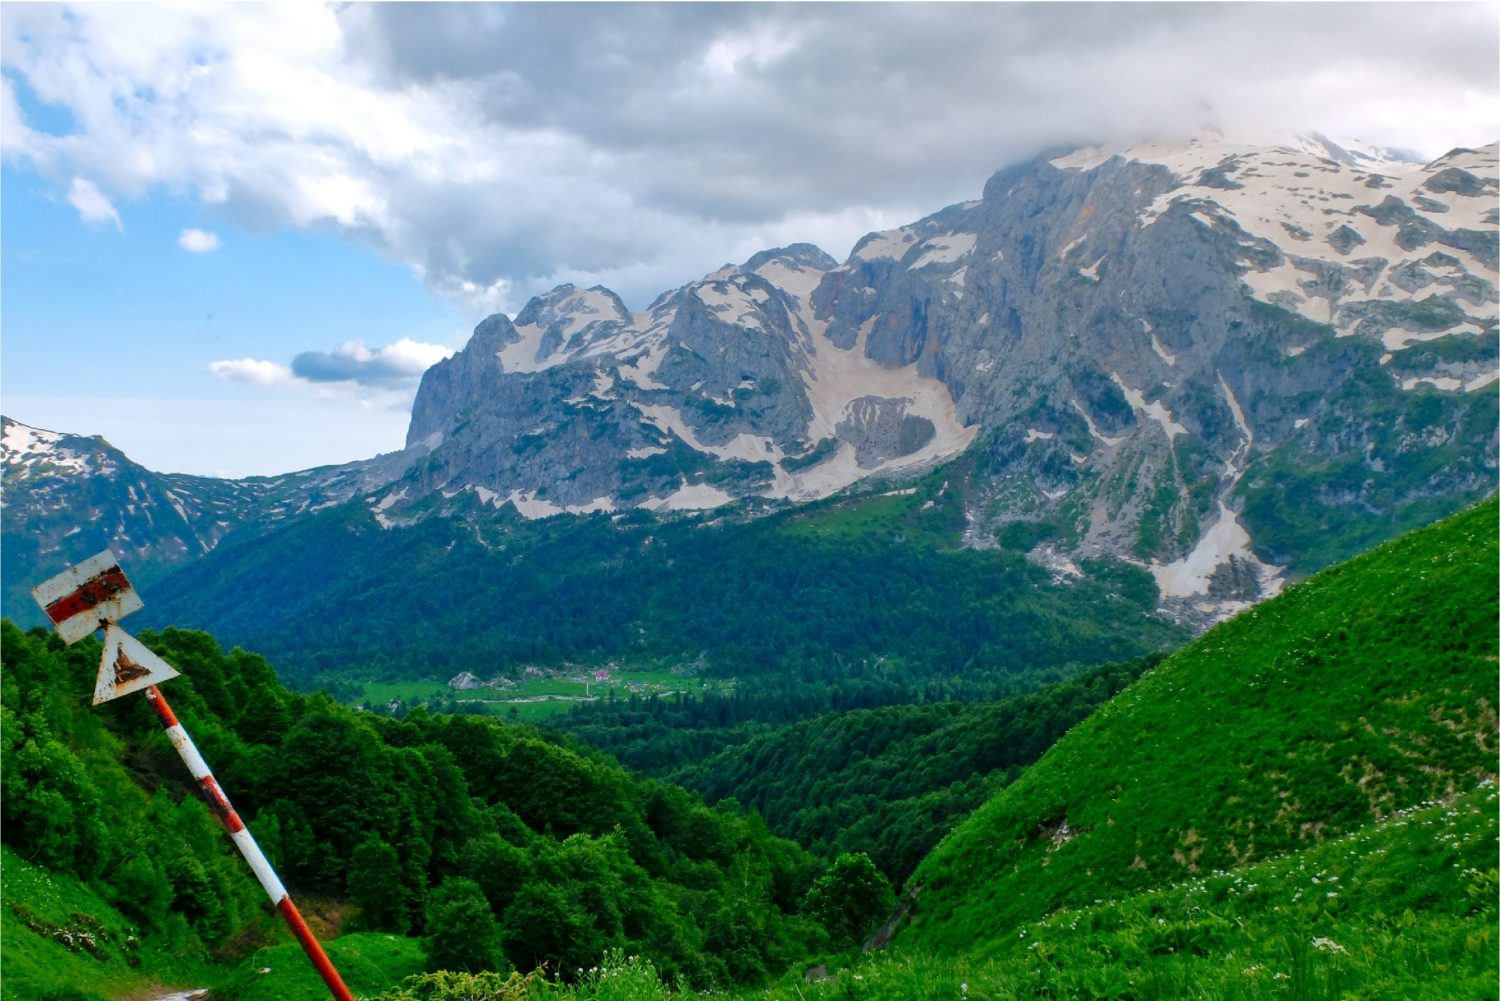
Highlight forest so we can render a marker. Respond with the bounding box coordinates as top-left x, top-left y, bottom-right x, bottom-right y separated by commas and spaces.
0, 621, 880, 995
550, 655, 1161, 882
137, 475, 1183, 691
